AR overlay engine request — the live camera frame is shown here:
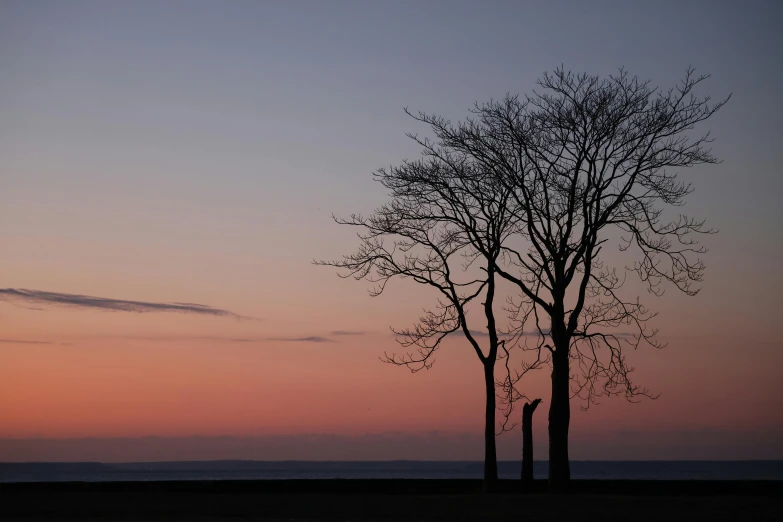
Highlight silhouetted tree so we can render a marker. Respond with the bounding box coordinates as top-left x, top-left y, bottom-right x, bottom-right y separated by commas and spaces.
401, 67, 729, 491
521, 398, 542, 484
316, 159, 518, 491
